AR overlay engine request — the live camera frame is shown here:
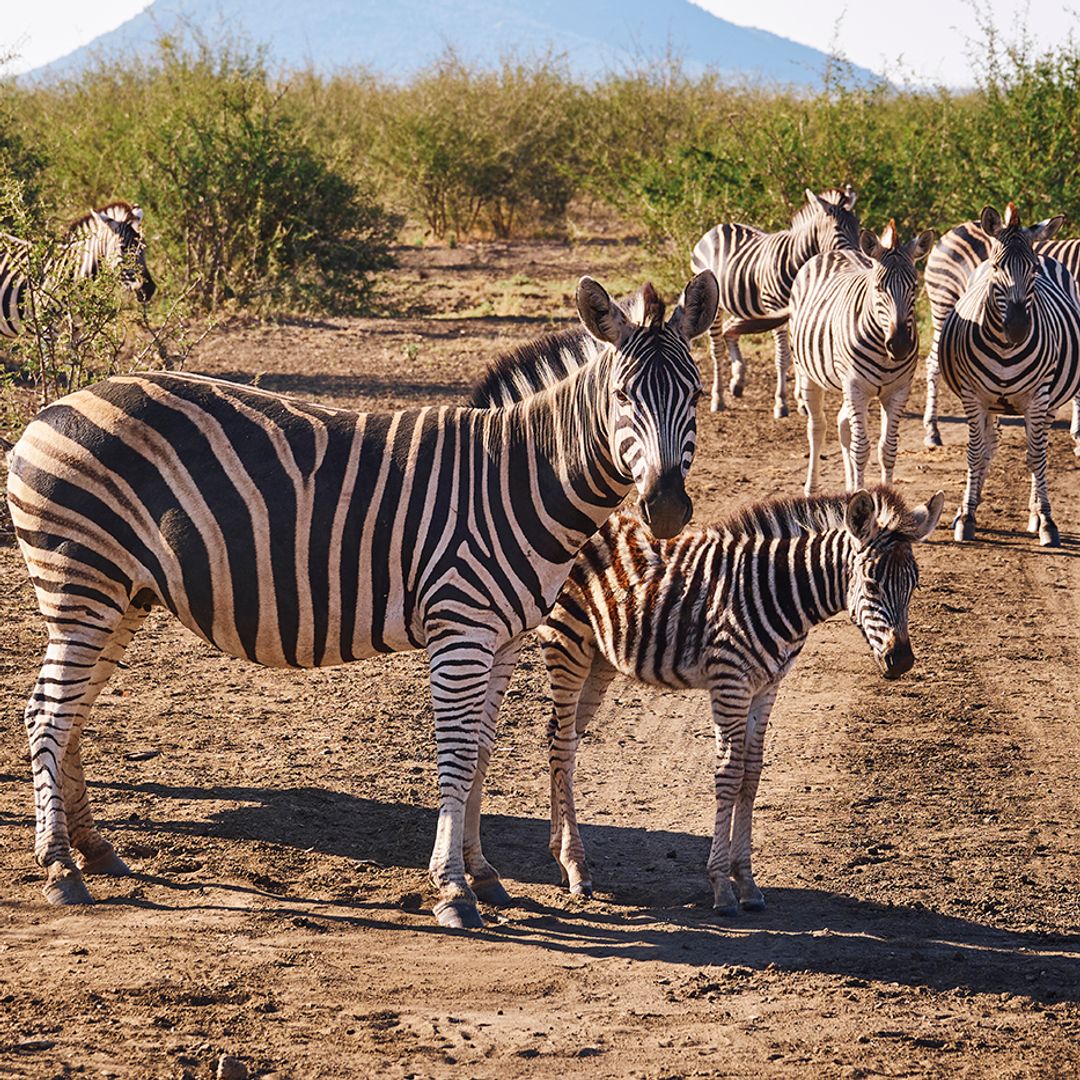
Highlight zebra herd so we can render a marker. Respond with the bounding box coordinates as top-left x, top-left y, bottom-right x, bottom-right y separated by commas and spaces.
0, 188, 1072, 929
